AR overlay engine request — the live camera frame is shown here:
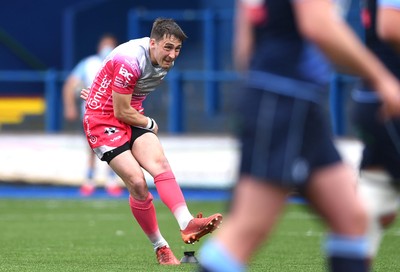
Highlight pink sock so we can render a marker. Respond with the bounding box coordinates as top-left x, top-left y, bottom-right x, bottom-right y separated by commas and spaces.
154, 171, 193, 229
154, 171, 186, 212
129, 192, 159, 235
